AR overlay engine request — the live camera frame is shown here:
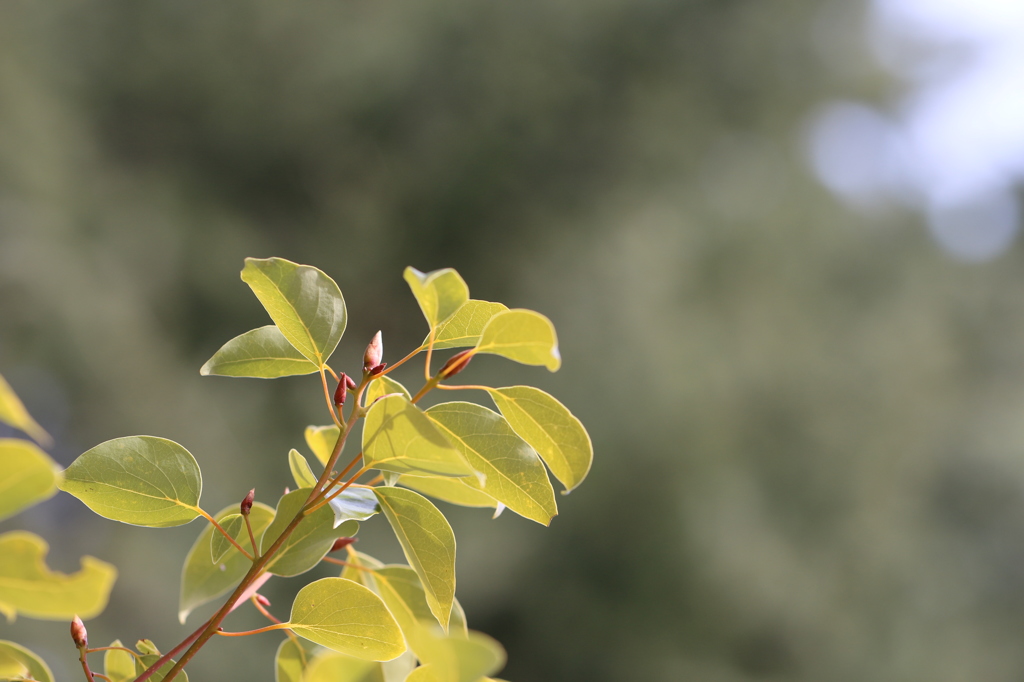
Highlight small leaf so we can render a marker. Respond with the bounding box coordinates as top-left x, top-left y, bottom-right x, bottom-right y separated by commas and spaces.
0, 640, 54, 682
104, 639, 135, 682
398, 475, 497, 510
326, 486, 380, 528
0, 372, 51, 446
365, 375, 412, 405
426, 403, 557, 525
288, 577, 405, 661
404, 268, 469, 330
416, 631, 506, 682
135, 652, 188, 682
274, 636, 320, 682
0, 439, 61, 522
0, 531, 116, 621
303, 652, 384, 682
371, 567, 467, 662
178, 503, 275, 623
241, 257, 347, 367
373, 487, 456, 629
473, 310, 560, 371
135, 639, 160, 656
486, 387, 592, 493
305, 425, 341, 466
425, 300, 508, 350
200, 325, 320, 378
363, 396, 473, 477
405, 666, 443, 682
209, 514, 245, 563
60, 436, 203, 528
262, 490, 358, 577
289, 449, 319, 489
